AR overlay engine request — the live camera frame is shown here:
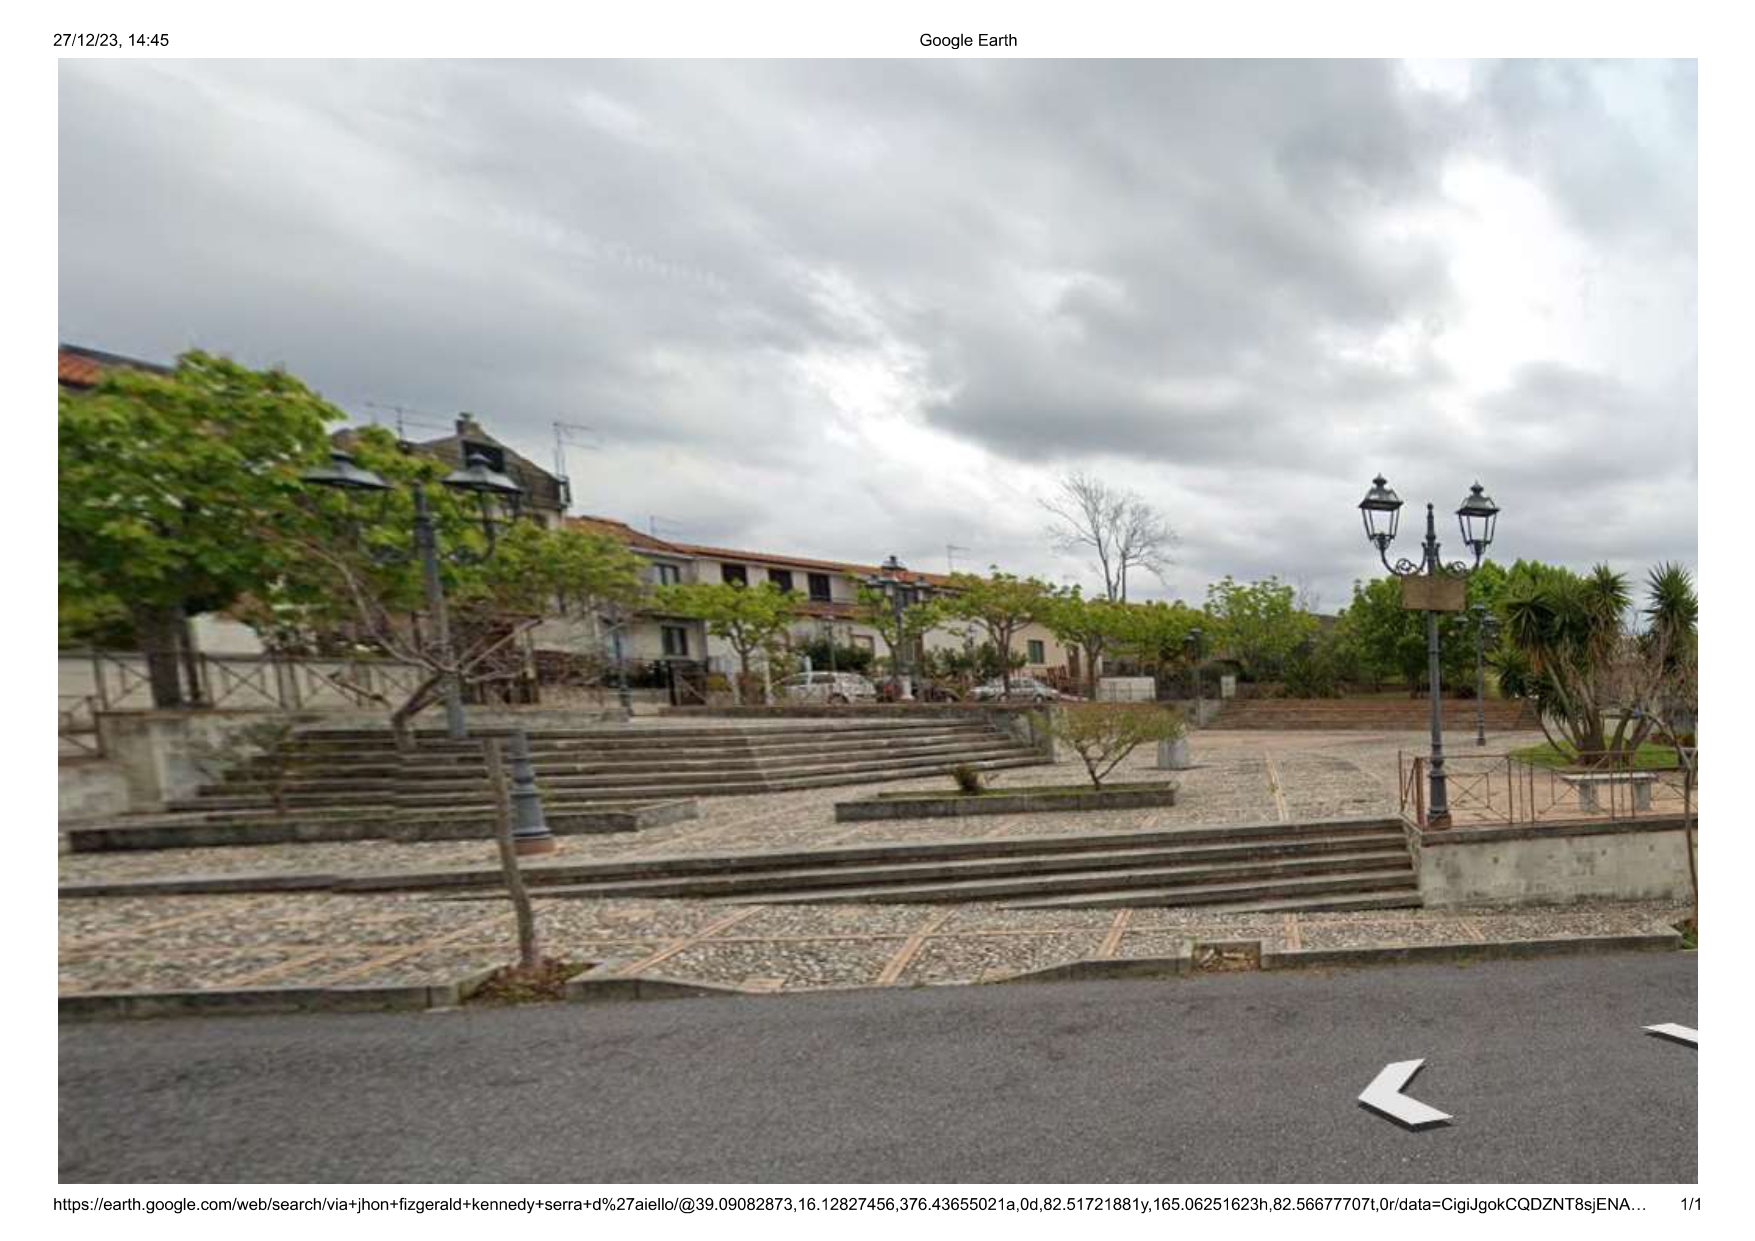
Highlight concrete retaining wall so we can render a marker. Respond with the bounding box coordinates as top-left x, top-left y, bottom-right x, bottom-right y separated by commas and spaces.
58, 759, 133, 822
1414, 816, 1694, 907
